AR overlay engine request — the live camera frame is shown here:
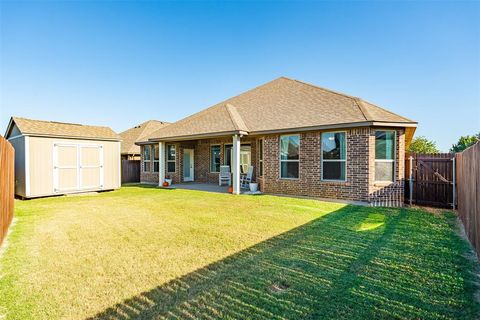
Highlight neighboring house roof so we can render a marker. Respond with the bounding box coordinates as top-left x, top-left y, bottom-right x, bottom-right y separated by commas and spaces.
120, 120, 170, 155
143, 77, 416, 143
5, 117, 121, 141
